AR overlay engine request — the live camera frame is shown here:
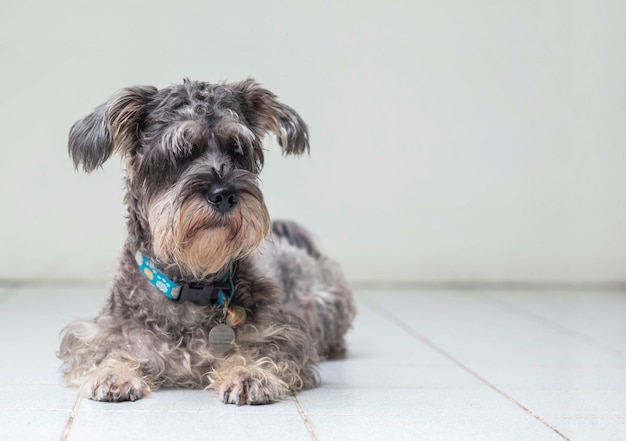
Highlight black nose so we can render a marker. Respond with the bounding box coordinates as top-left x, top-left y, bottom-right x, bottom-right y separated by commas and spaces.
207, 184, 238, 214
